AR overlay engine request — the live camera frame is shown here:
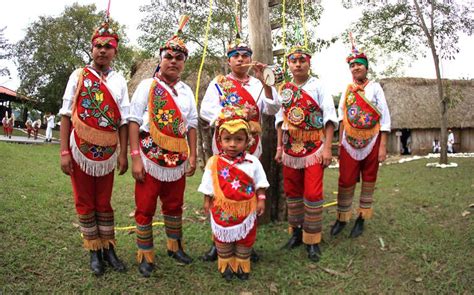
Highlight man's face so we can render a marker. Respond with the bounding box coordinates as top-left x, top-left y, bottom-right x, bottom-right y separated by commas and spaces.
288, 54, 310, 79
159, 50, 186, 81
350, 62, 368, 81
228, 52, 252, 76
92, 44, 116, 68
